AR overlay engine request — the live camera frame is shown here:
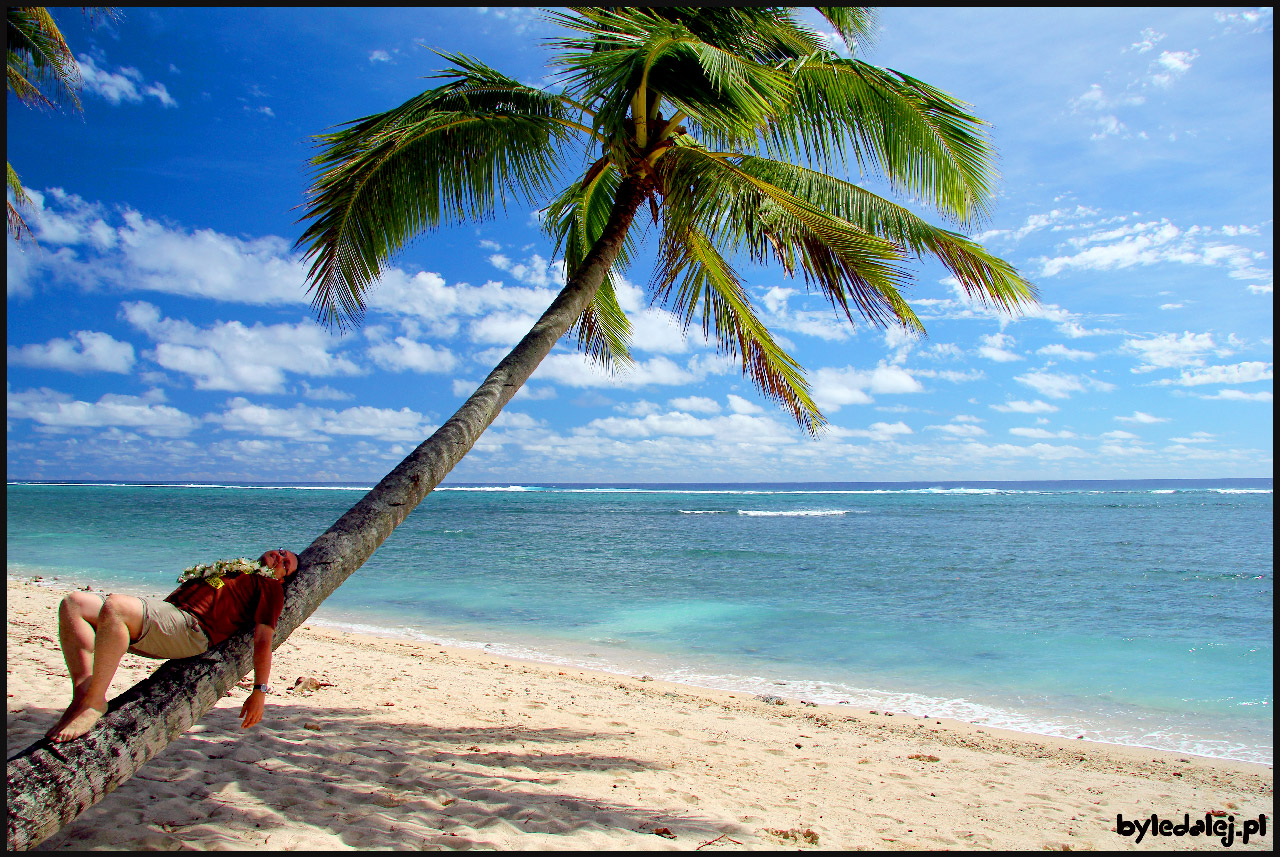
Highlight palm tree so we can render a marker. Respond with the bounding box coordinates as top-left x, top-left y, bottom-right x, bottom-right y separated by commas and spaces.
6, 6, 118, 242
5, 8, 1033, 849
